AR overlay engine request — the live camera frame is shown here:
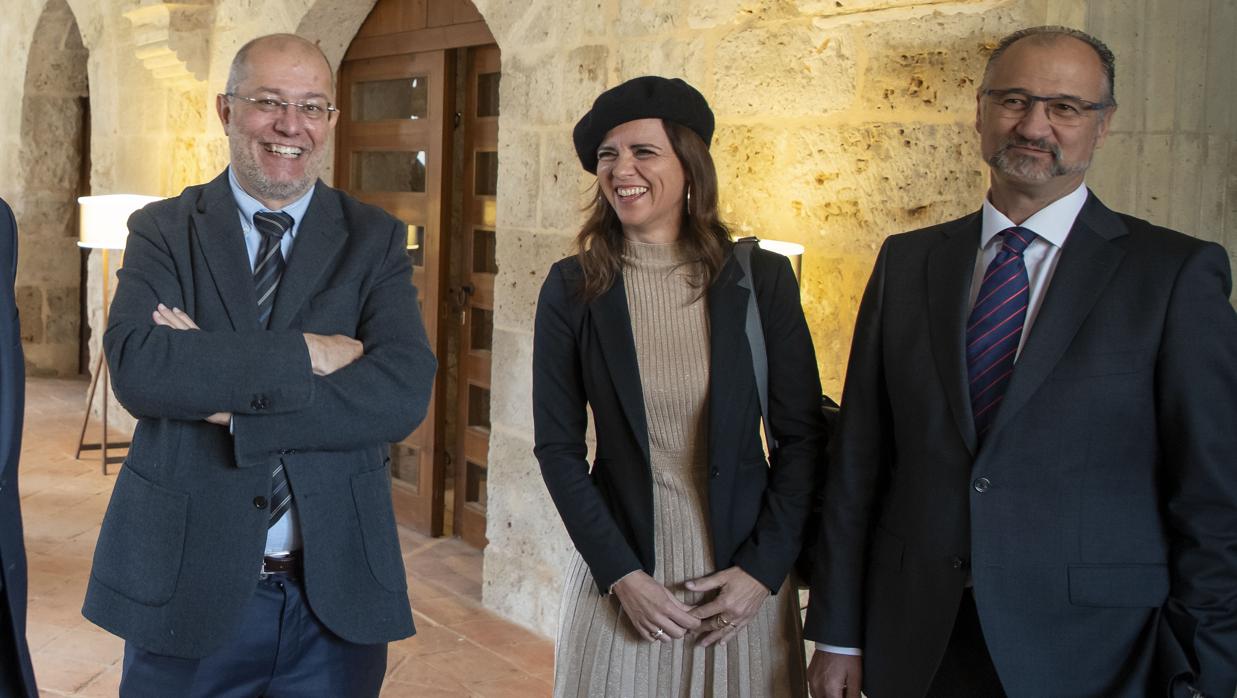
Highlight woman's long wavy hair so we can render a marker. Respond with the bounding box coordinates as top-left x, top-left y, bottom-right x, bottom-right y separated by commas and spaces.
573, 120, 732, 303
